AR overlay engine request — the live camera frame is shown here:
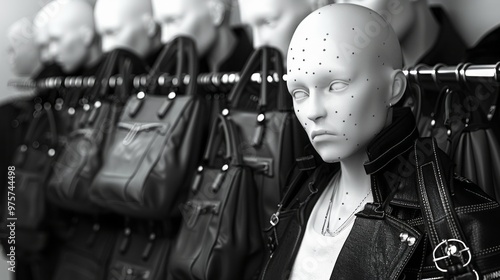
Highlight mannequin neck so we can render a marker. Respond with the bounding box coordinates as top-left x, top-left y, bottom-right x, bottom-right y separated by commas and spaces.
206, 25, 237, 72
400, 4, 439, 66
84, 41, 103, 70
338, 149, 371, 198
